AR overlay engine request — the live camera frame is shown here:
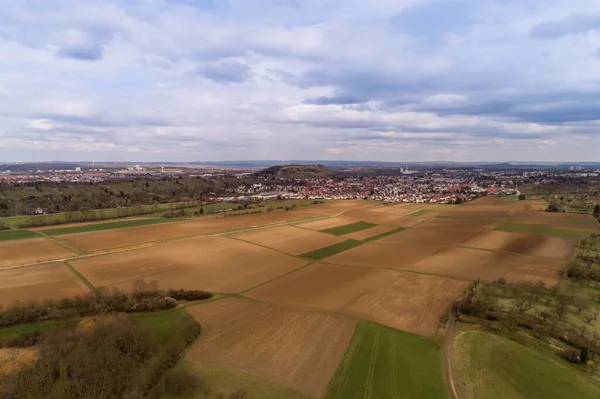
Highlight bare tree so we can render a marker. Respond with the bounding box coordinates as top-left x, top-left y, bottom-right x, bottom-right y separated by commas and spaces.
555, 297, 569, 320
514, 296, 532, 315
574, 301, 588, 315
